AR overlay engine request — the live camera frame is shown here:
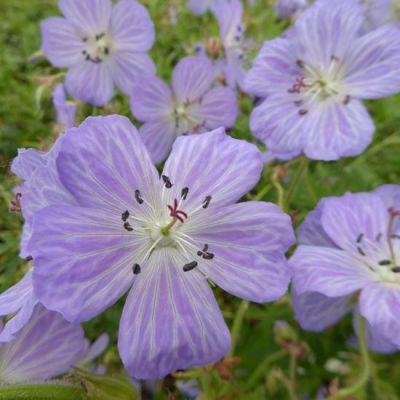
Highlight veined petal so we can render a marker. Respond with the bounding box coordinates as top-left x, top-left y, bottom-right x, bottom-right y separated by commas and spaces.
0, 304, 84, 383
140, 119, 177, 165
185, 202, 294, 302
65, 61, 114, 107
11, 149, 46, 182
57, 115, 159, 214
130, 76, 173, 121
111, 51, 156, 96
40, 17, 84, 68
188, 0, 216, 15
162, 128, 263, 210
118, 248, 230, 380
344, 25, 400, 99
291, 290, 353, 332
172, 56, 214, 102
290, 245, 374, 297
373, 184, 400, 212
59, 0, 112, 36
321, 192, 390, 253
110, 0, 155, 53
83, 333, 109, 362
30, 205, 140, 322
53, 84, 76, 130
